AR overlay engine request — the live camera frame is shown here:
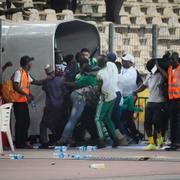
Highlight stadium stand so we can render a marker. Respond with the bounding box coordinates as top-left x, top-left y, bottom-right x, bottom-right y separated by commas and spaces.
0, 0, 179, 73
